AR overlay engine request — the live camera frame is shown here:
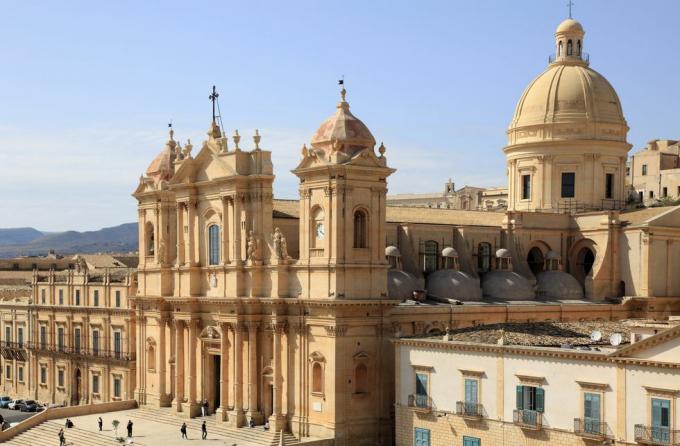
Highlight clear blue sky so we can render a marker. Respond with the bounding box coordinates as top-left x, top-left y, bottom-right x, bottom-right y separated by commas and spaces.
1, 0, 678, 231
